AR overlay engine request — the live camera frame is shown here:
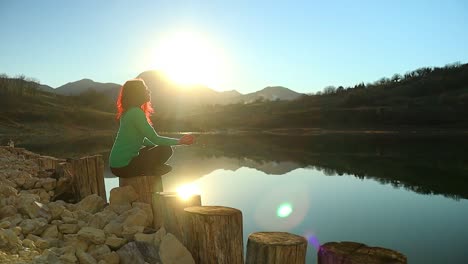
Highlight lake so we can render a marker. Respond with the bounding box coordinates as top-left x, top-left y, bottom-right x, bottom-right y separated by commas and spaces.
16, 133, 468, 263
